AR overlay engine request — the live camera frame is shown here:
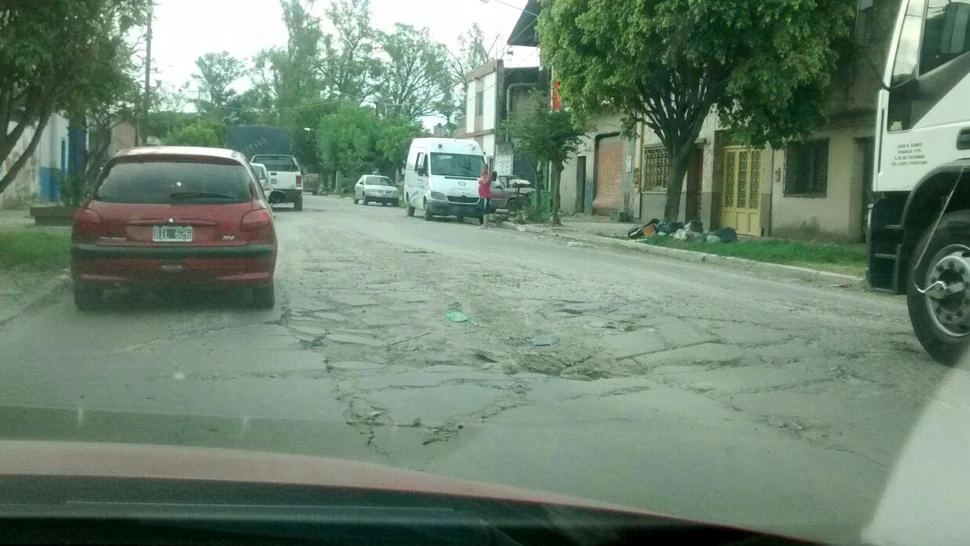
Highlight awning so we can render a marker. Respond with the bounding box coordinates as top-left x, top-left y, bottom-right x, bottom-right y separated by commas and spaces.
507, 0, 540, 47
